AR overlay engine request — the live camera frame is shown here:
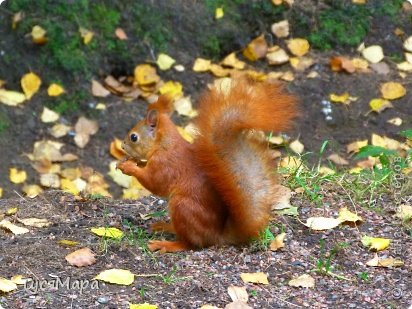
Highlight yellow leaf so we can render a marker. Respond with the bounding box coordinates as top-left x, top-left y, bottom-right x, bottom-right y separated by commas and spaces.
129, 303, 158, 309
266, 48, 290, 65
5, 208, 17, 217
362, 45, 384, 63
22, 184, 43, 198
177, 126, 195, 143
269, 232, 286, 251
17, 217, 51, 228
61, 178, 81, 196
403, 35, 412, 52
79, 27, 94, 45
48, 83, 65, 96
11, 275, 30, 285
158, 81, 183, 100
31, 25, 47, 44
58, 239, 80, 247
329, 92, 349, 104
221, 52, 246, 69
279, 156, 302, 169
0, 89, 26, 106
115, 27, 128, 40
243, 35, 268, 61
347, 140, 368, 153
338, 207, 363, 223
0, 277, 18, 293
287, 38, 310, 57
327, 153, 349, 165
366, 253, 404, 268
193, 58, 212, 72
21, 72, 41, 100
94, 269, 134, 285
134, 64, 160, 86
173, 97, 198, 118
41, 107, 60, 123
361, 235, 390, 251
318, 166, 335, 176
349, 167, 363, 174
0, 187, 2, 198
380, 82, 406, 100
12, 11, 24, 30
240, 272, 269, 284
369, 98, 393, 113
209, 64, 231, 77
288, 274, 315, 288
0, 219, 29, 235
215, 7, 224, 19
371, 133, 386, 148
91, 227, 124, 239
122, 187, 151, 199
396, 204, 412, 222
271, 20, 289, 38
9, 168, 27, 184
156, 53, 176, 71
